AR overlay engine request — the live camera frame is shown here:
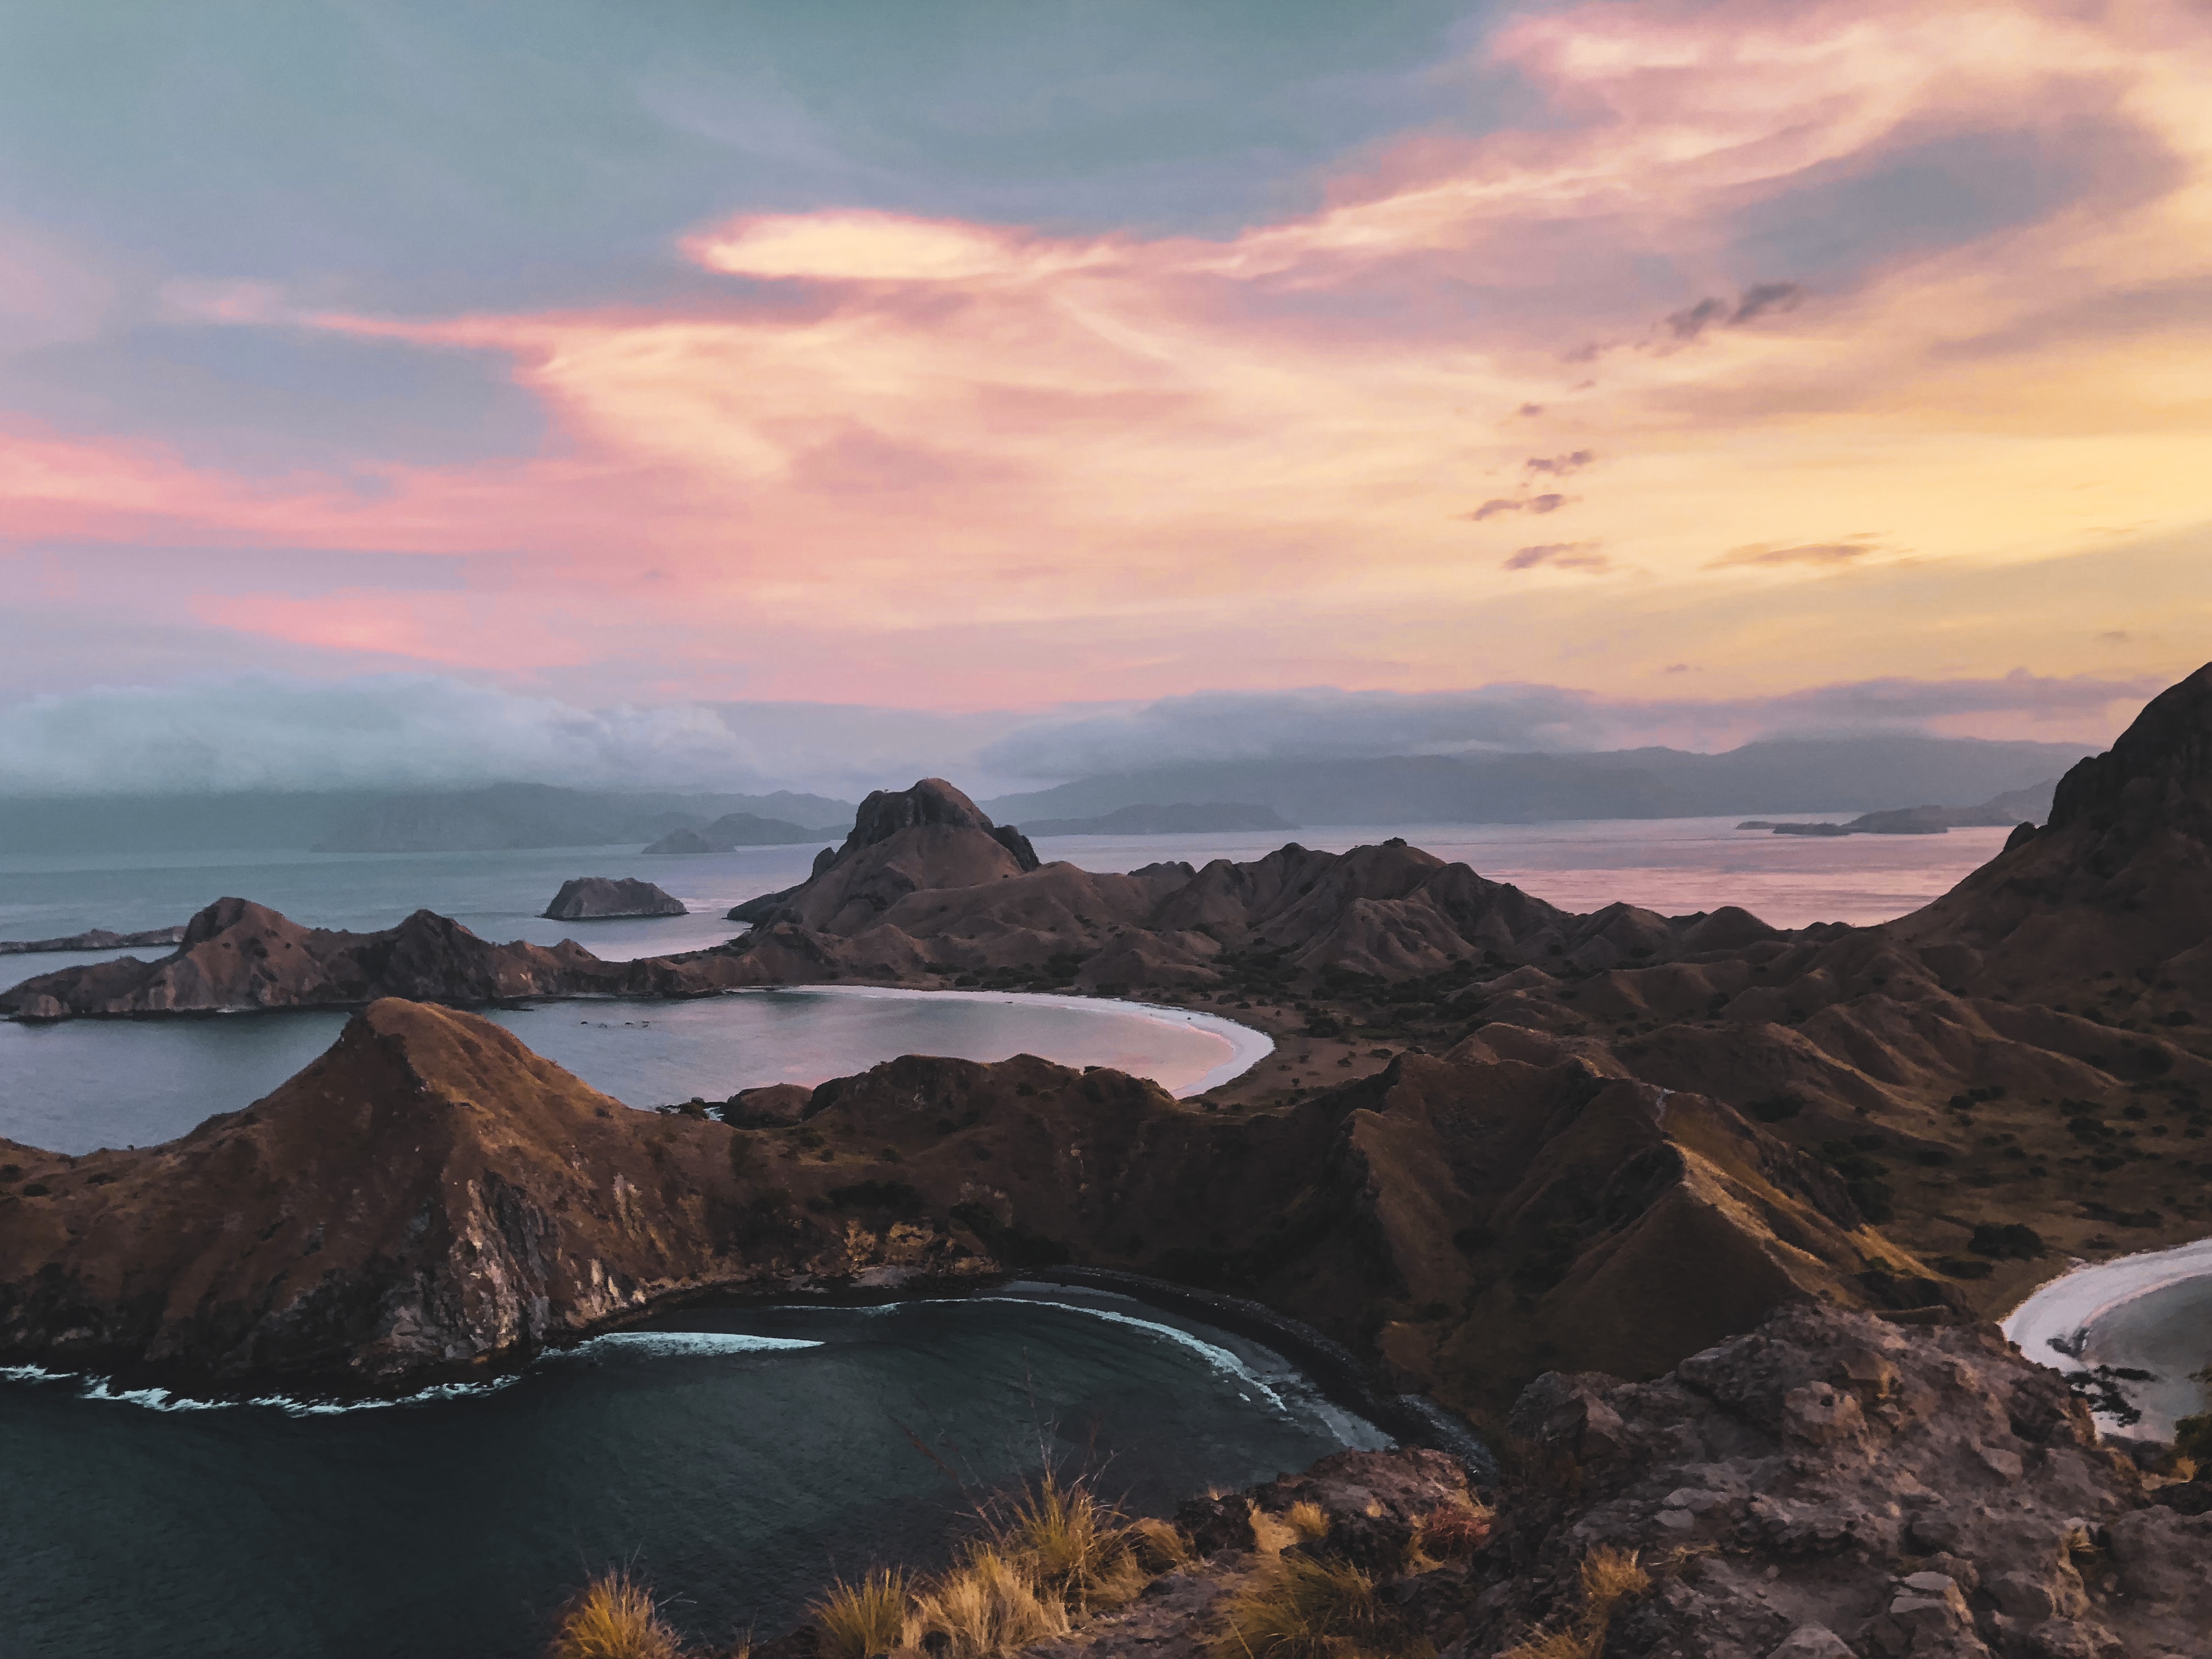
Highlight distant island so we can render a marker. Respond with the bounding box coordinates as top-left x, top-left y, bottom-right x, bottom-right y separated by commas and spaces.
641, 811, 840, 853
1018, 800, 1293, 837
1741, 778, 2056, 837
0, 924, 185, 956
541, 877, 687, 919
